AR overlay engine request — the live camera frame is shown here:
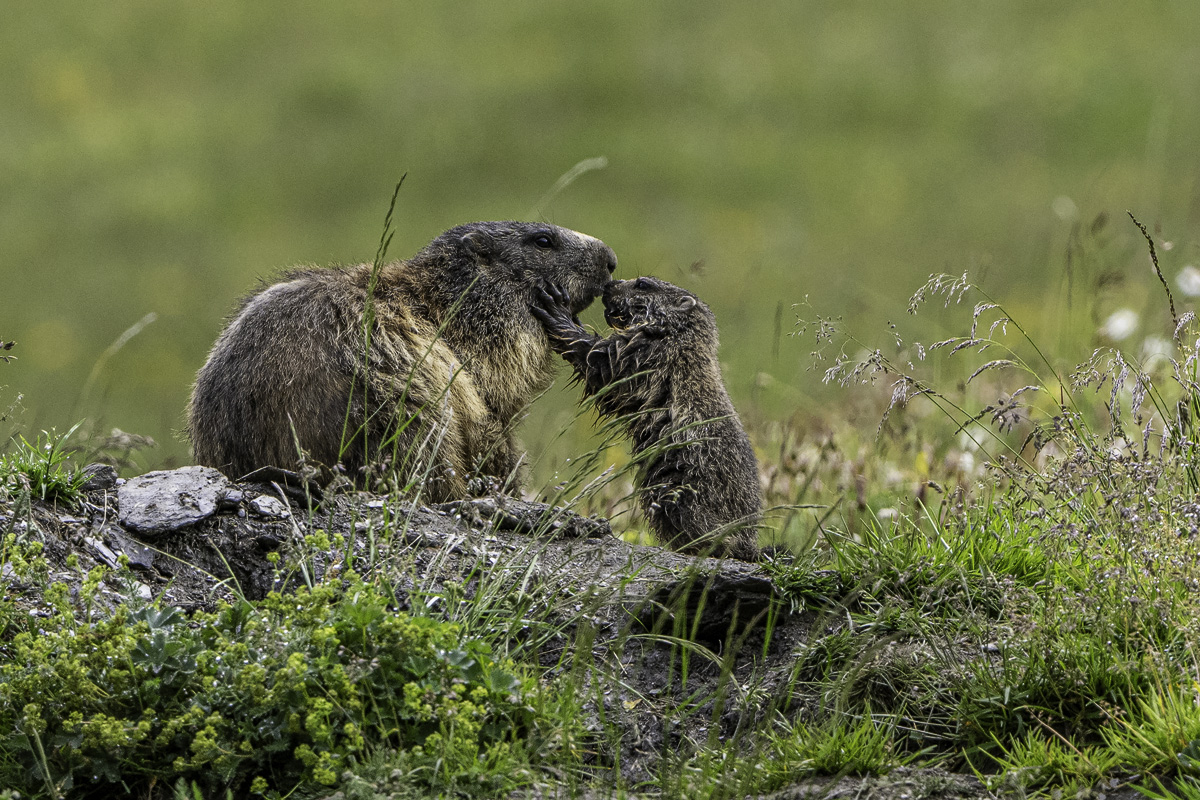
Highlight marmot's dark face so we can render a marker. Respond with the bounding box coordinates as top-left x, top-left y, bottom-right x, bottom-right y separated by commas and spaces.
439, 221, 617, 314
602, 276, 715, 337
